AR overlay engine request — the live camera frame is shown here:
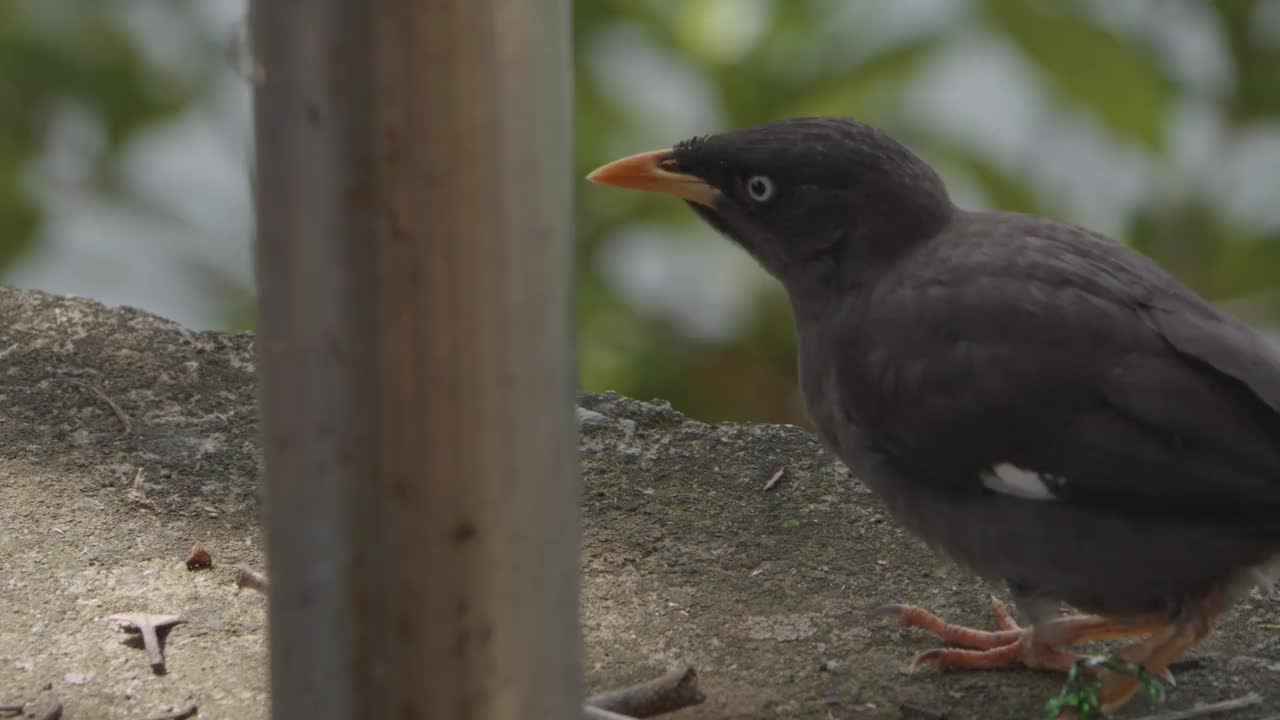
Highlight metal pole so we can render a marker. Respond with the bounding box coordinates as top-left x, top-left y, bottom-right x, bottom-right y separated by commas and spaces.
251, 1, 578, 718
